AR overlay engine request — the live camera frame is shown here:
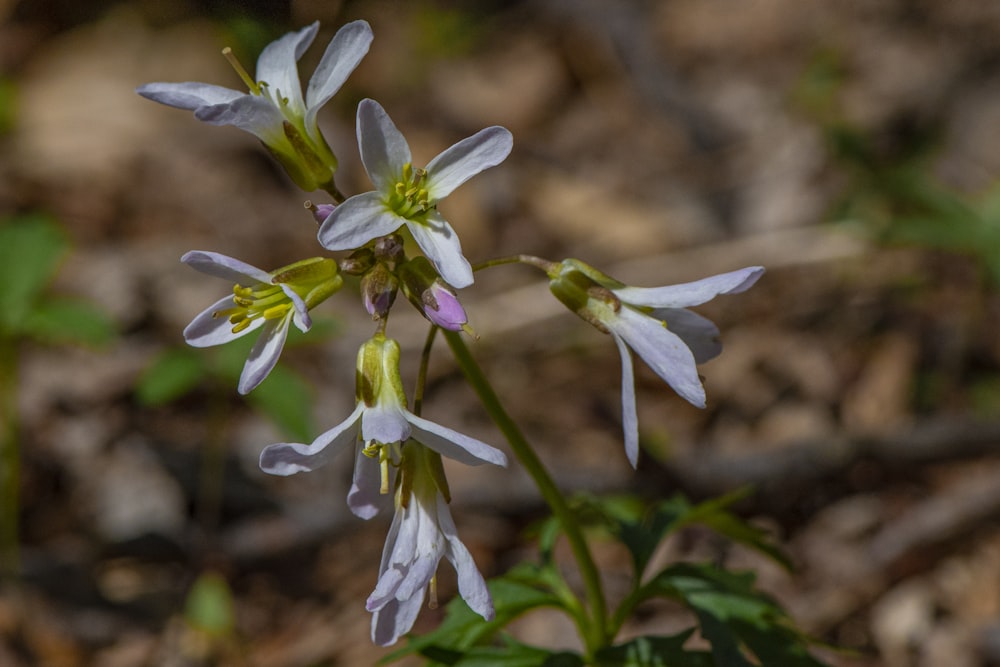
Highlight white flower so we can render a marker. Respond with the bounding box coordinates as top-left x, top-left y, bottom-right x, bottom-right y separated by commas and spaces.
367, 444, 493, 646
258, 335, 506, 519
137, 21, 373, 192
318, 99, 513, 288
181, 251, 341, 394
550, 260, 764, 467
